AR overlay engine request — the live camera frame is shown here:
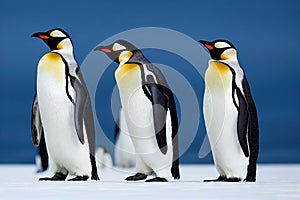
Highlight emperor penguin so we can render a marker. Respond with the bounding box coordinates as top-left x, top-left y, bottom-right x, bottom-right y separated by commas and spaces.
95, 147, 113, 168
199, 39, 259, 182
95, 40, 180, 182
31, 28, 99, 181
114, 107, 136, 168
